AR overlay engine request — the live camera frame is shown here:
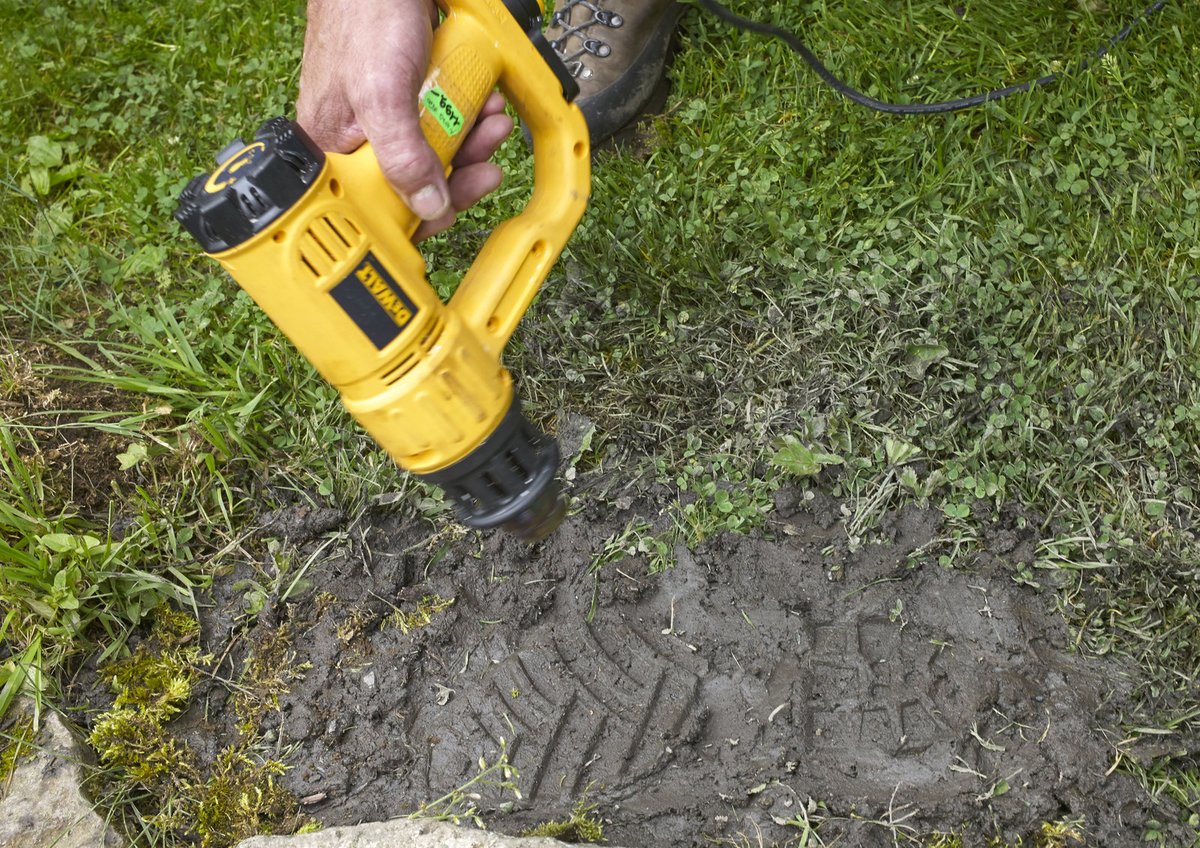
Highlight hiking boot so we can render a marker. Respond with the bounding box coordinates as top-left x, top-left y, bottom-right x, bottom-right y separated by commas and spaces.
546, 0, 683, 143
